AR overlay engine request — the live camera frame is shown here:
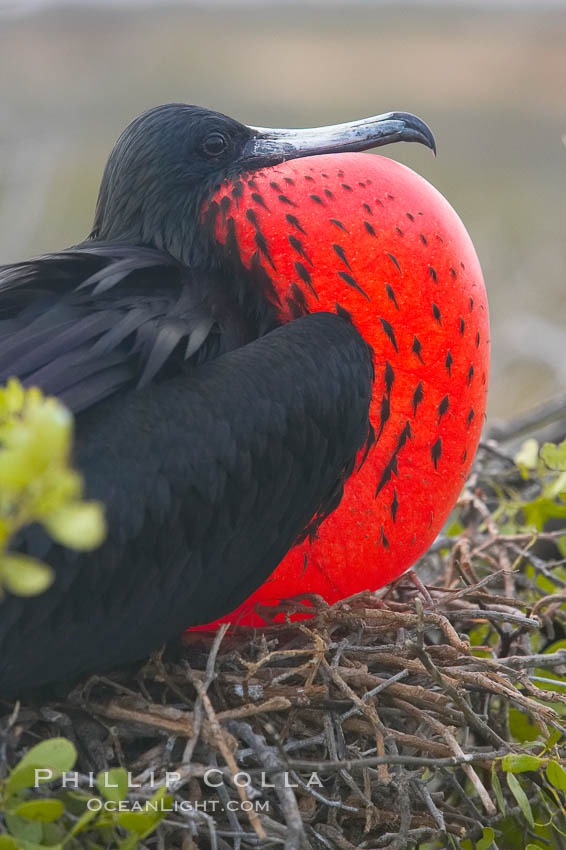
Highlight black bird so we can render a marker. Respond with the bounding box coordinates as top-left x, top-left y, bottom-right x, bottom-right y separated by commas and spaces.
0, 104, 435, 695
